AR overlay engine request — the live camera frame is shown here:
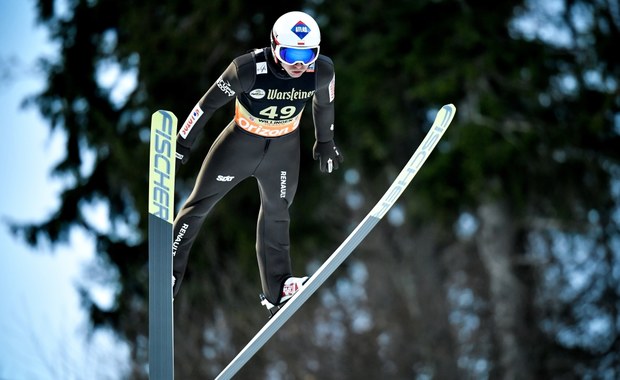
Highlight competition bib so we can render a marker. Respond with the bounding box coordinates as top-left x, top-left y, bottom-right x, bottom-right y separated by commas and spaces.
234, 100, 303, 137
